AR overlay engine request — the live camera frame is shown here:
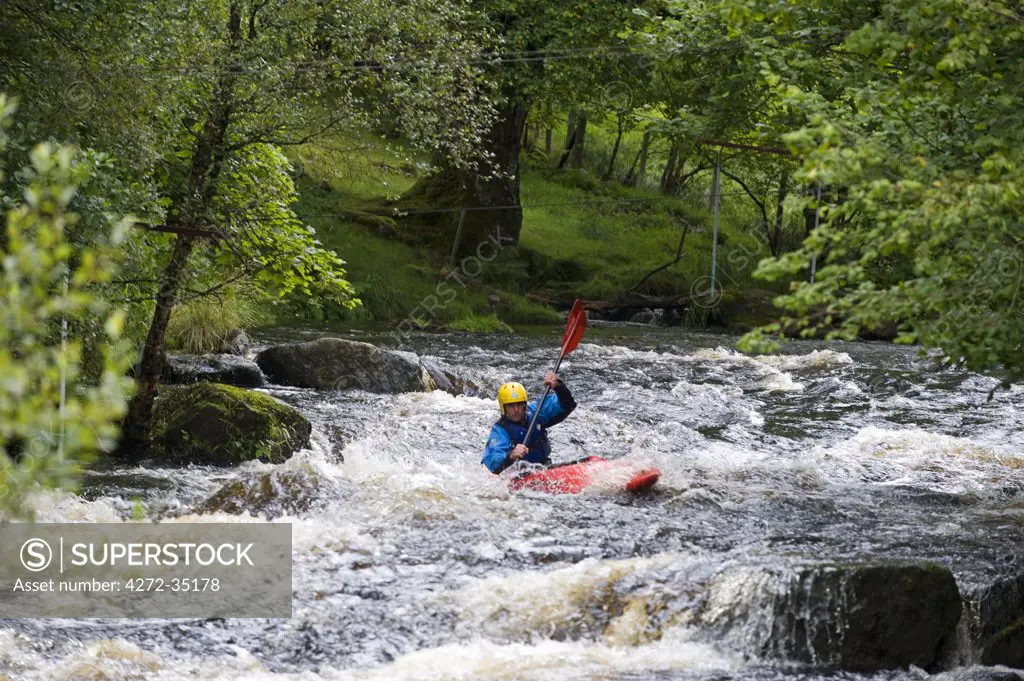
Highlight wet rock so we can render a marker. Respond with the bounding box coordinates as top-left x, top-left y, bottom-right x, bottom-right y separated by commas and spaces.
629, 308, 656, 324
964, 570, 1024, 668
934, 666, 1024, 681
257, 337, 466, 394
984, 619, 1024, 668
162, 353, 264, 388
699, 562, 962, 671
197, 464, 343, 519
217, 328, 252, 356
151, 383, 311, 466
420, 358, 480, 397
662, 307, 682, 326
